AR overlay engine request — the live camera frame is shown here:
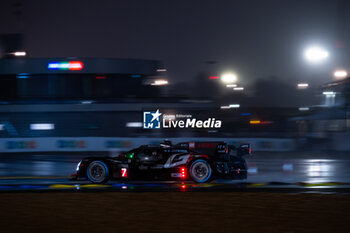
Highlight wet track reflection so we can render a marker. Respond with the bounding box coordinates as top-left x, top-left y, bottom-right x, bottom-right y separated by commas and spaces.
244, 156, 350, 184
